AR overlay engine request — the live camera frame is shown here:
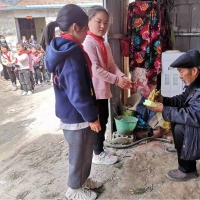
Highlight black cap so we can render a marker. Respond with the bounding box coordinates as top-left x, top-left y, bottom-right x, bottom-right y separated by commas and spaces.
170, 49, 200, 68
